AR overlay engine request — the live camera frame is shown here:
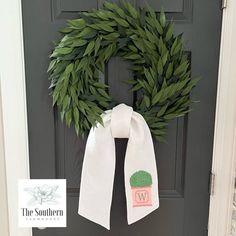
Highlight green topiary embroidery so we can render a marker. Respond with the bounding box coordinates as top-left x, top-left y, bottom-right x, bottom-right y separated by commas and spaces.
130, 170, 152, 188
